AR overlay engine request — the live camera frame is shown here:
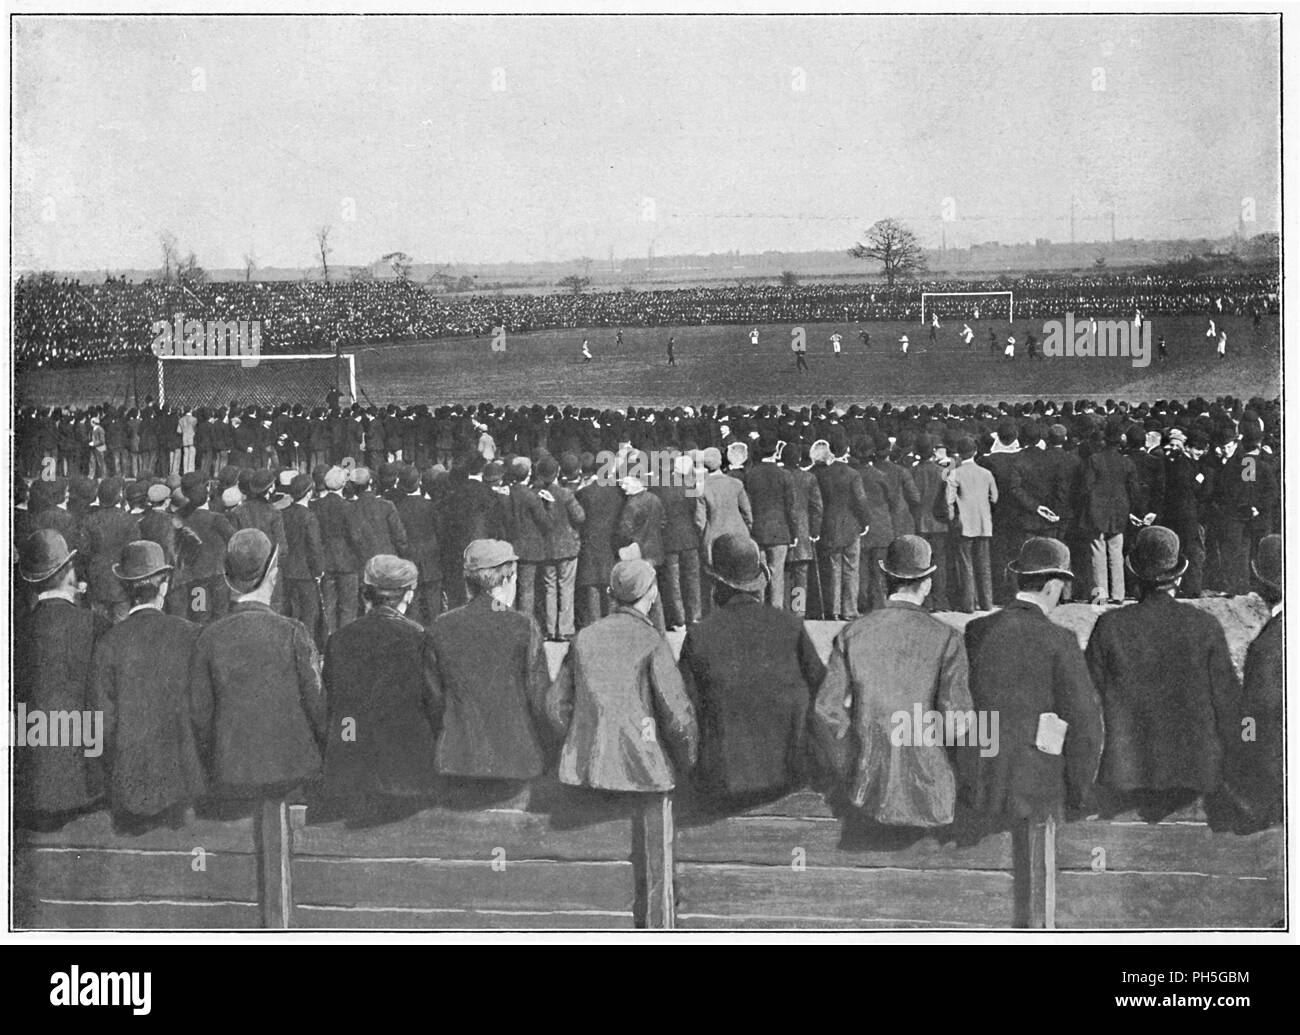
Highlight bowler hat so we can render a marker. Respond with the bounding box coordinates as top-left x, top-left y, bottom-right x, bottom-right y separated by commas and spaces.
878, 534, 937, 580
463, 538, 517, 572
1125, 525, 1188, 582
705, 533, 769, 593
609, 558, 658, 604
124, 480, 150, 508
363, 554, 419, 591
1252, 534, 1282, 591
225, 528, 277, 594
1008, 537, 1075, 580
113, 539, 173, 582
288, 473, 314, 500
397, 466, 421, 493
248, 468, 276, 497
483, 461, 505, 484
19, 529, 77, 583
